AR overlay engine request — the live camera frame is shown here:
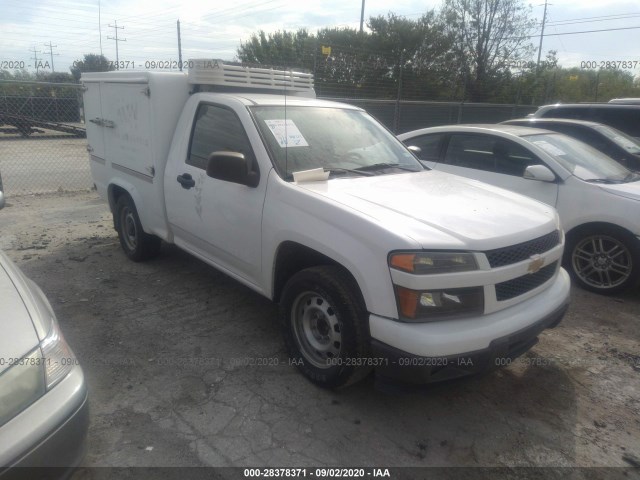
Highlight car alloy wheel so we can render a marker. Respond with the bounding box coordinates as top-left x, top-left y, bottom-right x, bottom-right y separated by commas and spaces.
571, 234, 633, 290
